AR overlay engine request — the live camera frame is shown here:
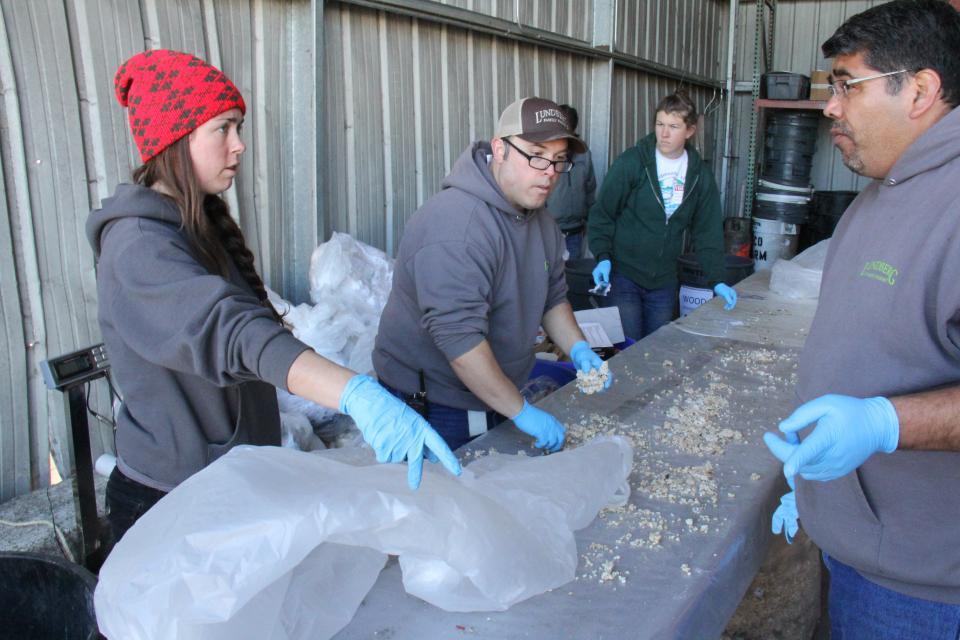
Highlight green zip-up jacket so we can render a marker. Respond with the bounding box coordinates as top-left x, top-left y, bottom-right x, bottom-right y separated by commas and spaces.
588, 134, 725, 289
